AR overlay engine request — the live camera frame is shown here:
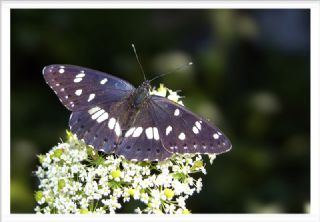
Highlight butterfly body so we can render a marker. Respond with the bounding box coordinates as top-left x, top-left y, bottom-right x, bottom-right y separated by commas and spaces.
132, 81, 151, 107
43, 64, 232, 161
